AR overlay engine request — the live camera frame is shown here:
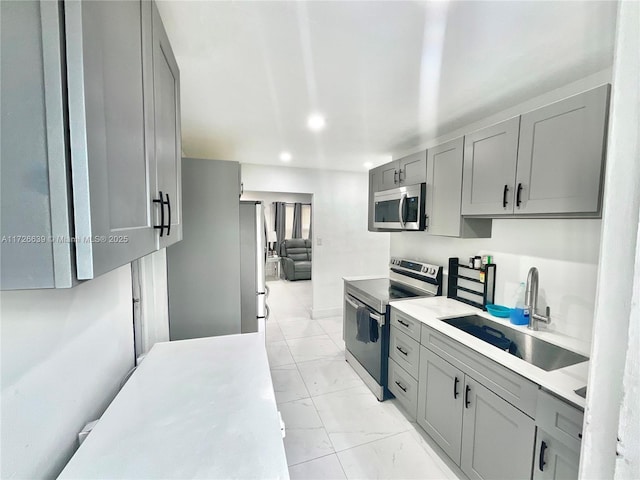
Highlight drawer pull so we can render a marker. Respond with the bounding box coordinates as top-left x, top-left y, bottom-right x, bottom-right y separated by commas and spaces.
395, 381, 407, 393
578, 433, 582, 439
398, 319, 410, 328
454, 377, 459, 399
396, 346, 409, 356
465, 385, 471, 408
539, 440, 548, 471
